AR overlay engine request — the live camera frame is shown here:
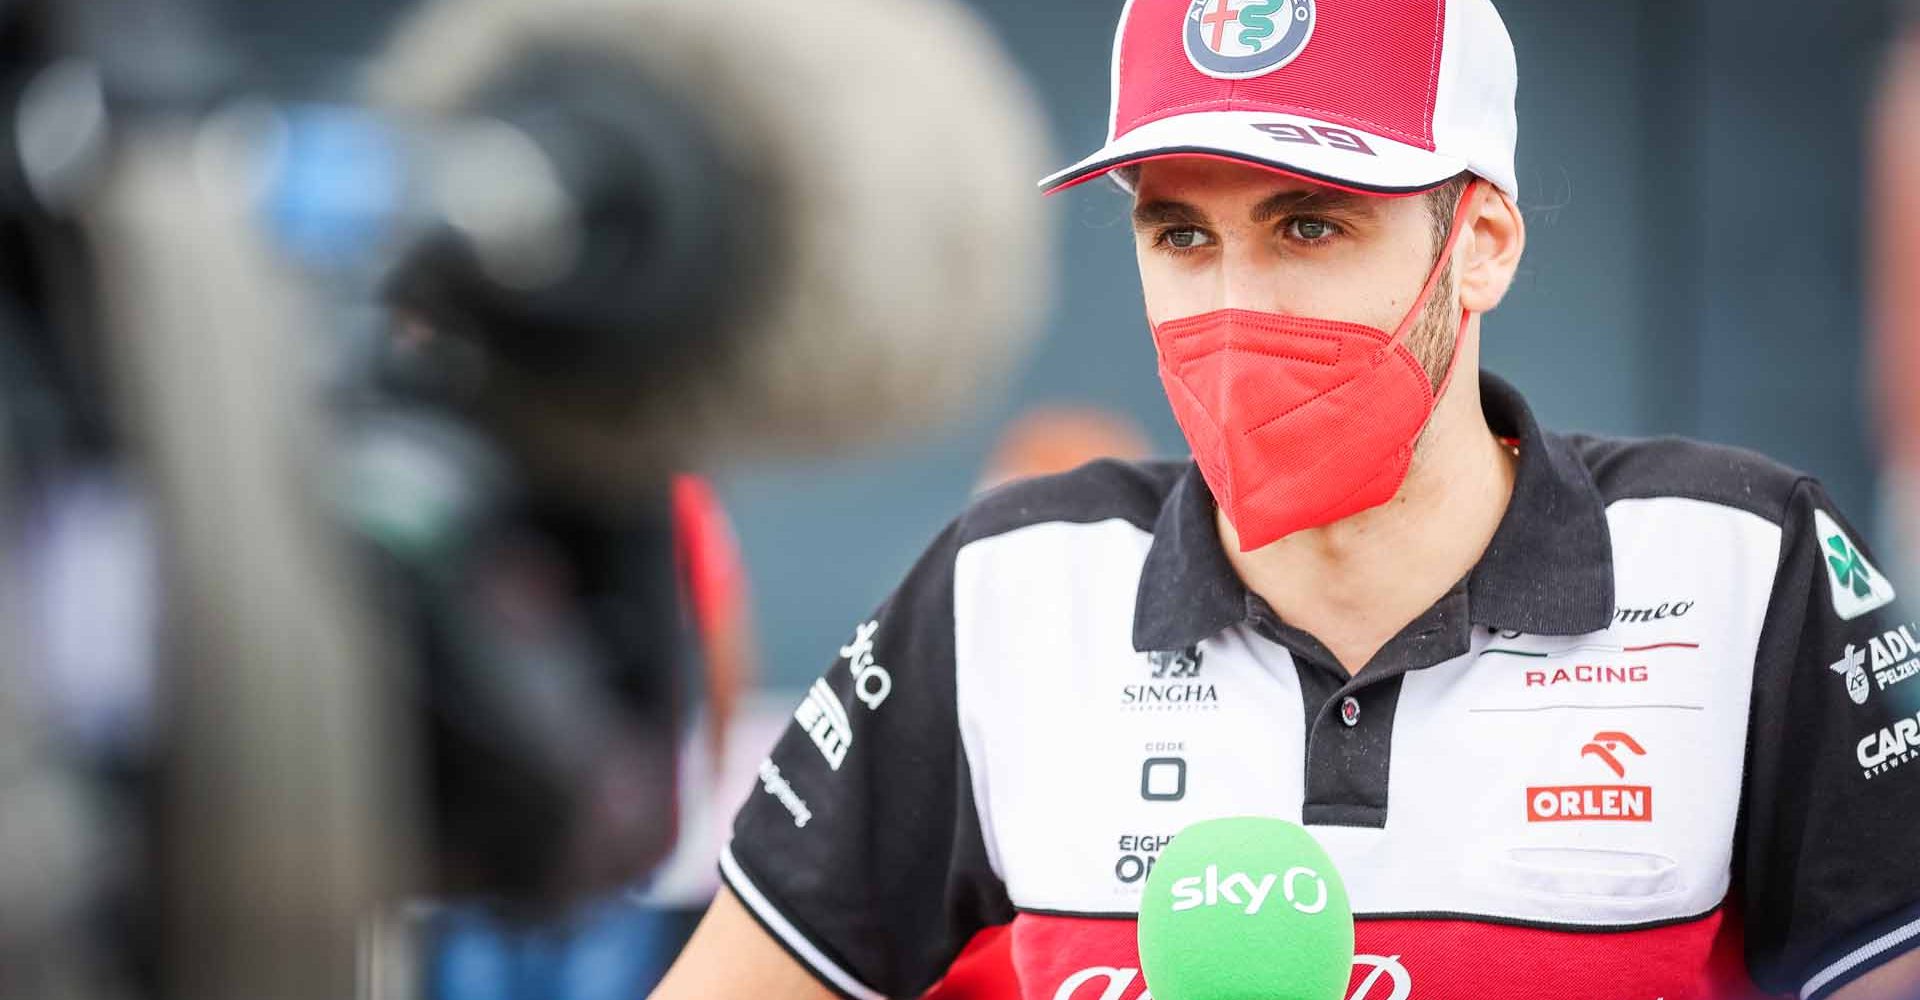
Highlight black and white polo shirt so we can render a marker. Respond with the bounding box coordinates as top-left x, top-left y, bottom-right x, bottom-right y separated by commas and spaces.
725, 373, 1920, 1000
